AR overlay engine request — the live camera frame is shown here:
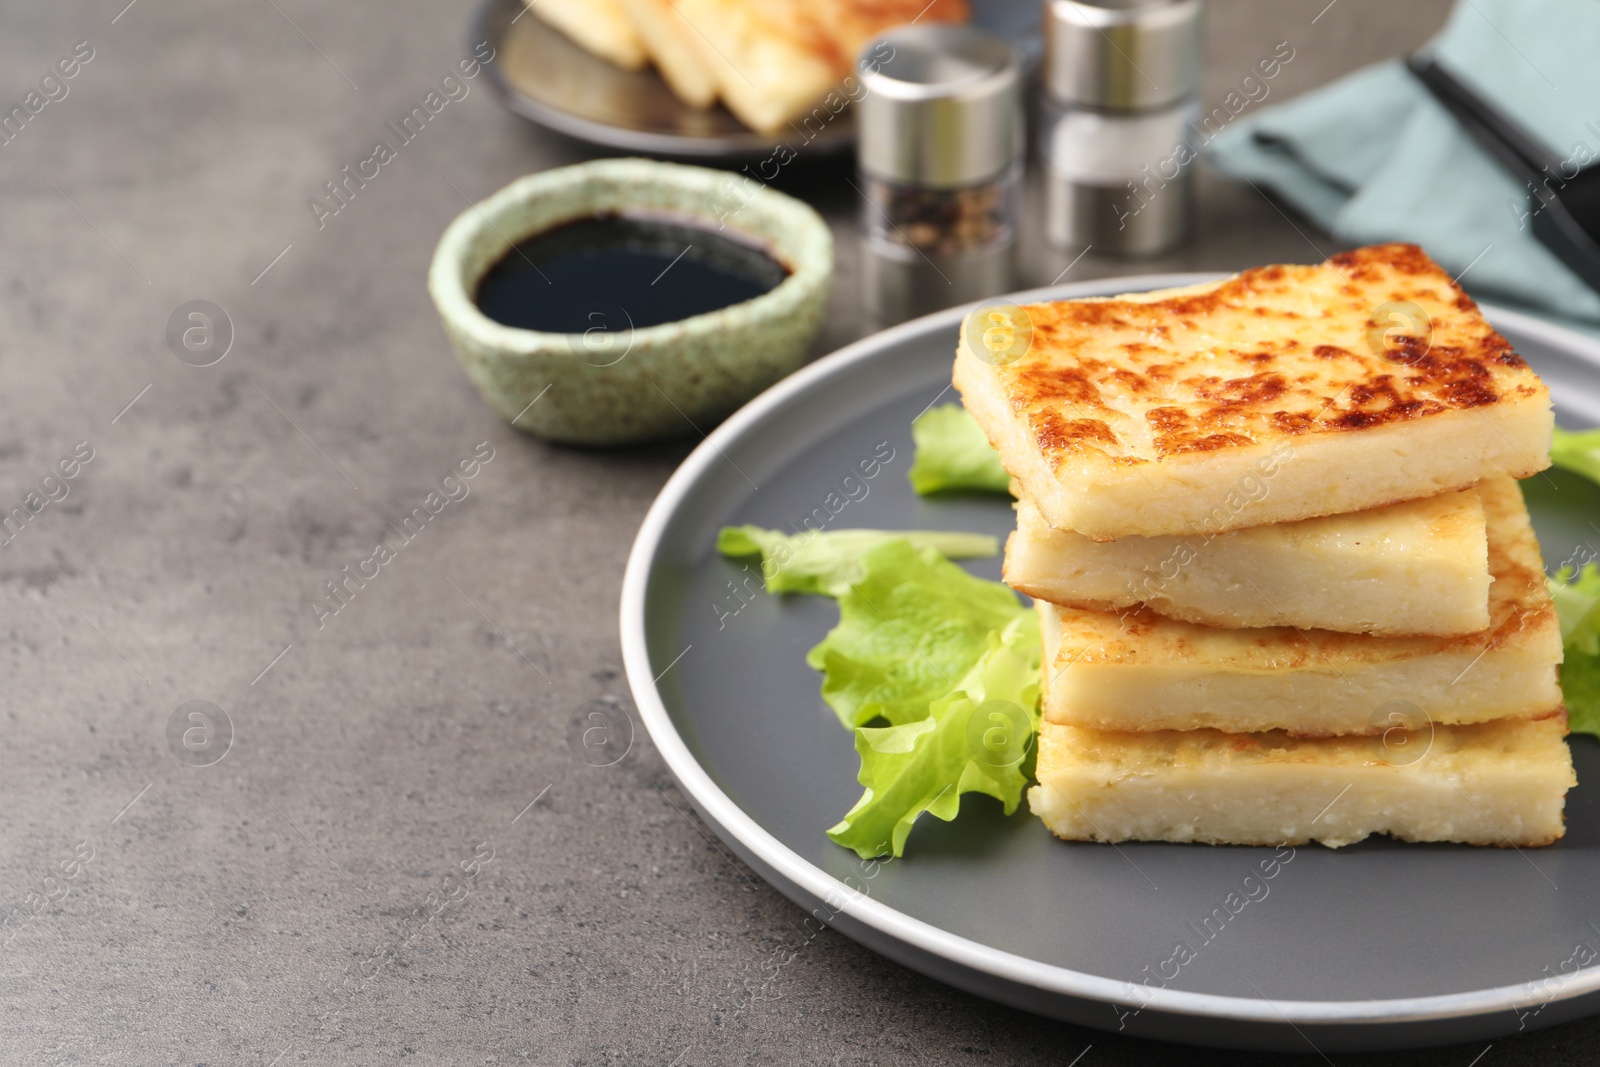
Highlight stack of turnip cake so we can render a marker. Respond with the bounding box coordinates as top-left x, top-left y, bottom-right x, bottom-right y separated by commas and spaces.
953, 243, 1575, 848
